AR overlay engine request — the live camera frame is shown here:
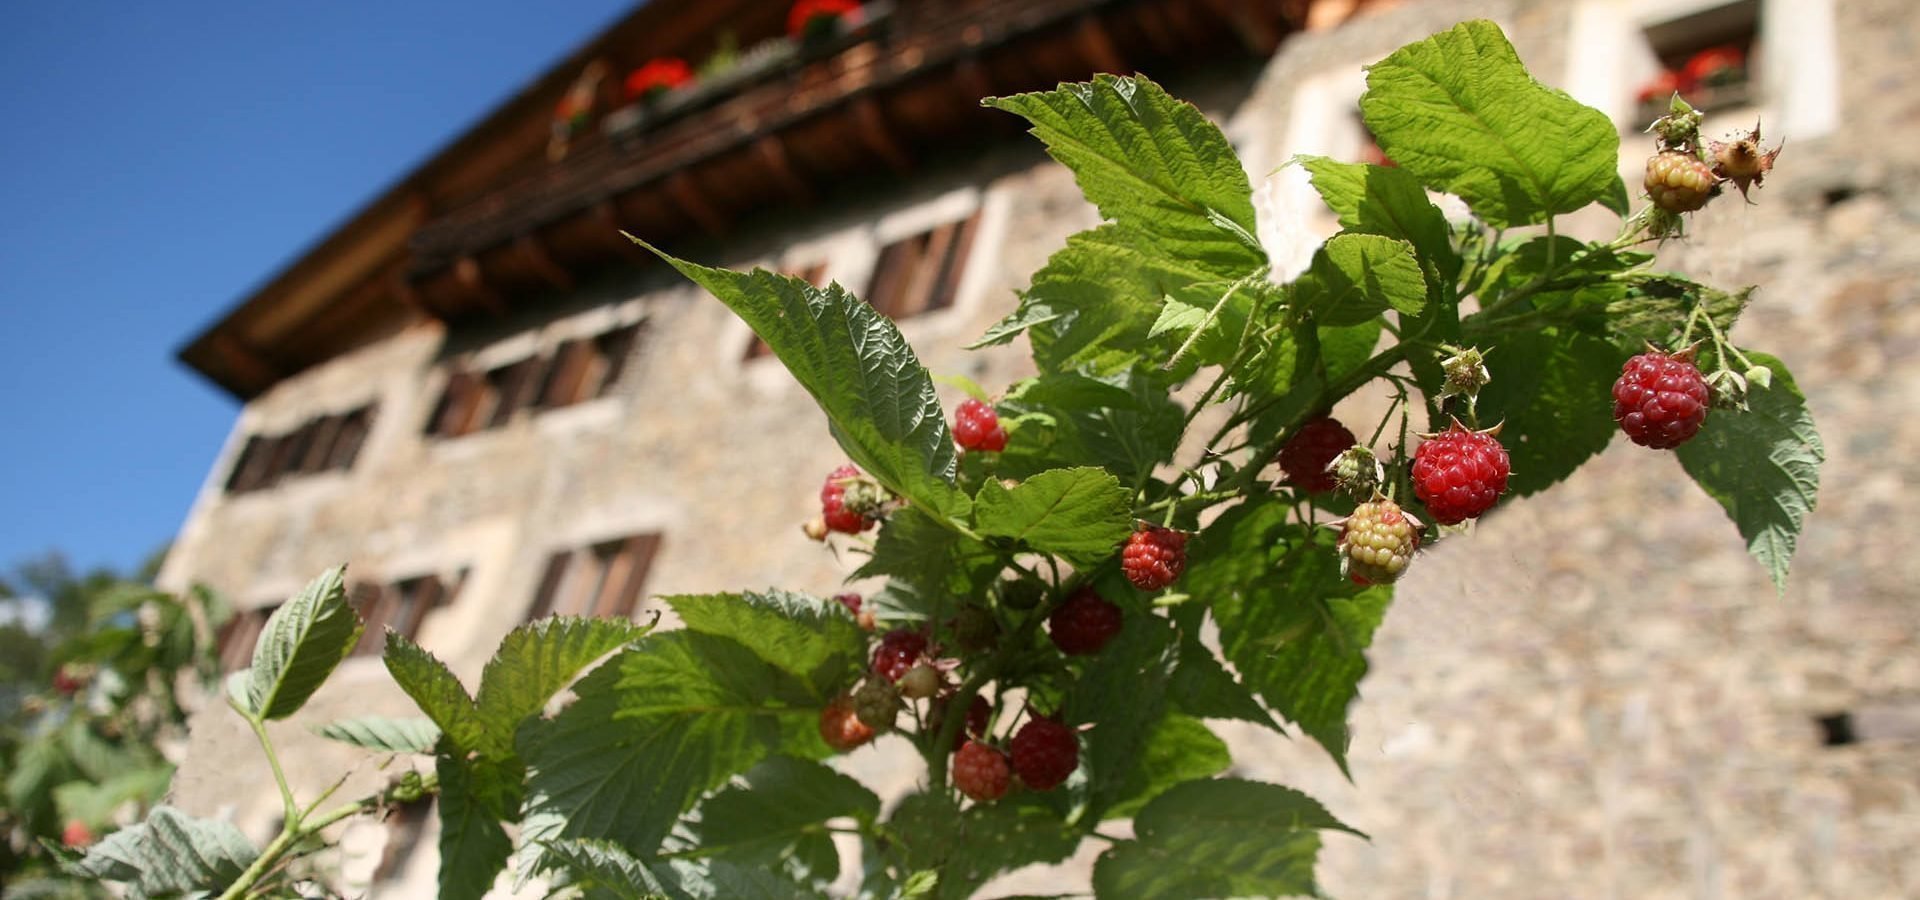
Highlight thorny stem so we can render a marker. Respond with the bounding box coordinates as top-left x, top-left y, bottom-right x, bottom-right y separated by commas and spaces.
215, 771, 438, 900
